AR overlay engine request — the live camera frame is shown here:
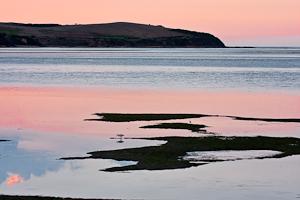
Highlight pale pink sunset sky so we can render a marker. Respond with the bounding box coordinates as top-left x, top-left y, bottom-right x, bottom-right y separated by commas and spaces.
1, 0, 299, 46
